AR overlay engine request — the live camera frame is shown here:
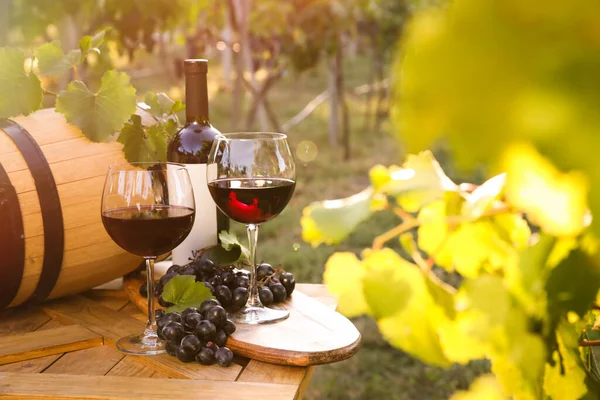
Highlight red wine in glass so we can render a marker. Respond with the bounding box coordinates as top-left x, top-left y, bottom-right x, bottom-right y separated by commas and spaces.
208, 178, 295, 224
102, 205, 195, 257
101, 162, 195, 355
